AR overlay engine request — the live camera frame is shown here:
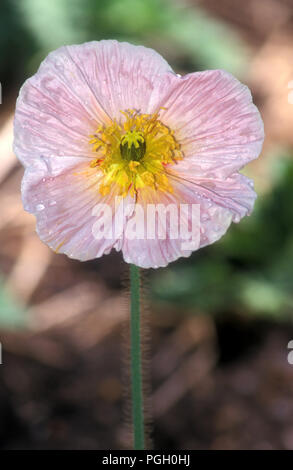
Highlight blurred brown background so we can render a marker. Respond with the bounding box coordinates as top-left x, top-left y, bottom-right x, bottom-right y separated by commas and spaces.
1, 0, 293, 449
